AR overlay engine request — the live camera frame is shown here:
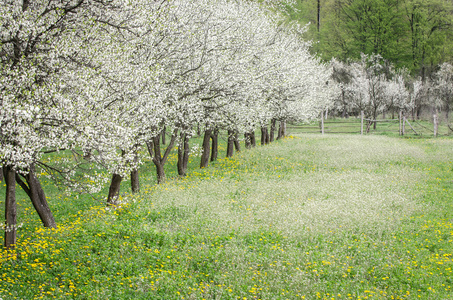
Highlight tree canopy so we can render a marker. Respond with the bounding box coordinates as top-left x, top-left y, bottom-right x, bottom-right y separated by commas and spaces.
284, 0, 453, 76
